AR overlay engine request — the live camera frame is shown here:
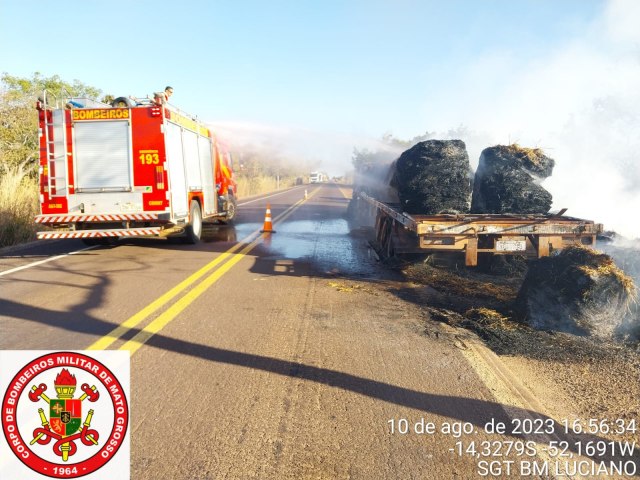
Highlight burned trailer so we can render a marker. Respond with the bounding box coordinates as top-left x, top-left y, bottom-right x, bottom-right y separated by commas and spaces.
357, 193, 603, 266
